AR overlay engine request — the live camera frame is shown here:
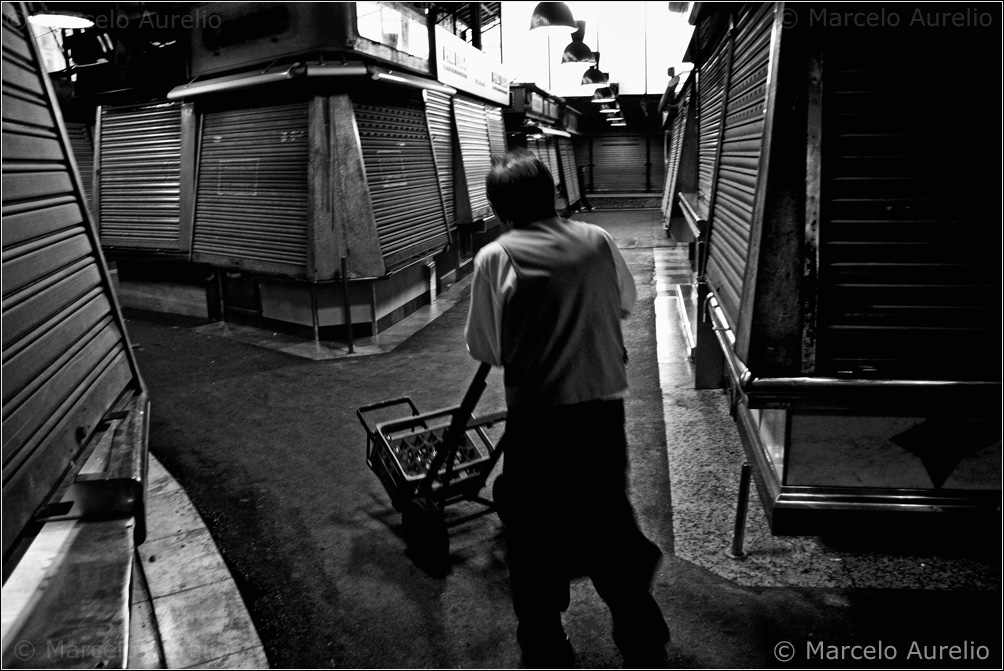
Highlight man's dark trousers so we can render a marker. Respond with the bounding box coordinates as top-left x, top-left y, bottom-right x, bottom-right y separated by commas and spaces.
501, 398, 668, 656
